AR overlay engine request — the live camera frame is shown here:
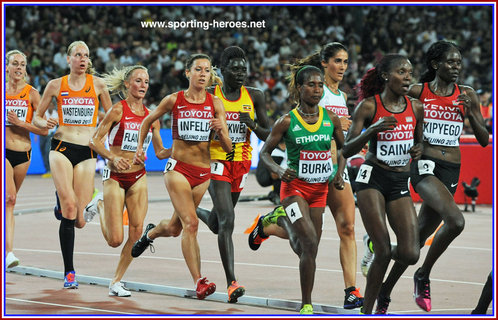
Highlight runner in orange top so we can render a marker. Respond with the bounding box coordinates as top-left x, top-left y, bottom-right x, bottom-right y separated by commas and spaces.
33, 40, 112, 289
5, 50, 47, 269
